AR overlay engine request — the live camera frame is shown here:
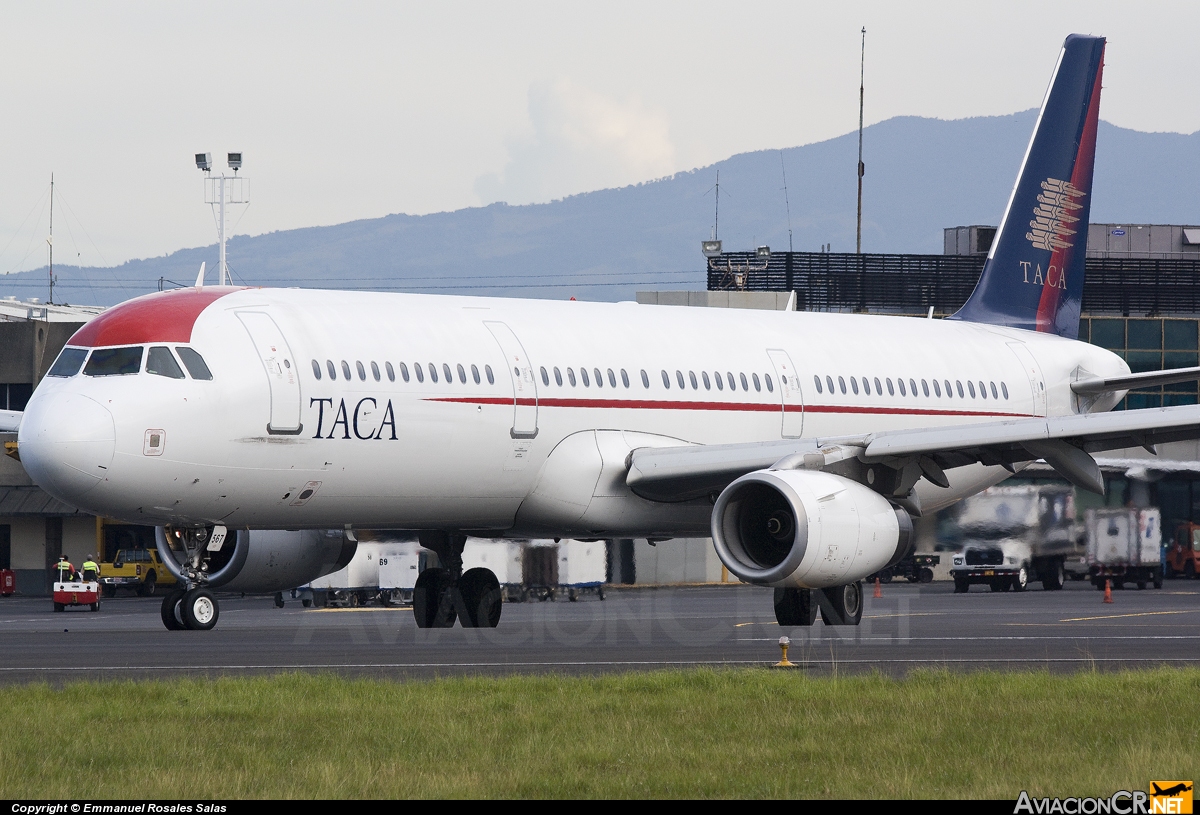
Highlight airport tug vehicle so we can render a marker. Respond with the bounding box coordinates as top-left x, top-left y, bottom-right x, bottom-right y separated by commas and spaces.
53, 578, 101, 612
